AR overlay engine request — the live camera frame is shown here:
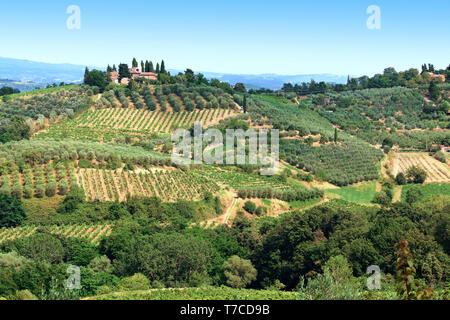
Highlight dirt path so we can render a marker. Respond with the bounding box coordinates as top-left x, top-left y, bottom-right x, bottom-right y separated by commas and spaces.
393, 186, 402, 203
223, 197, 238, 225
